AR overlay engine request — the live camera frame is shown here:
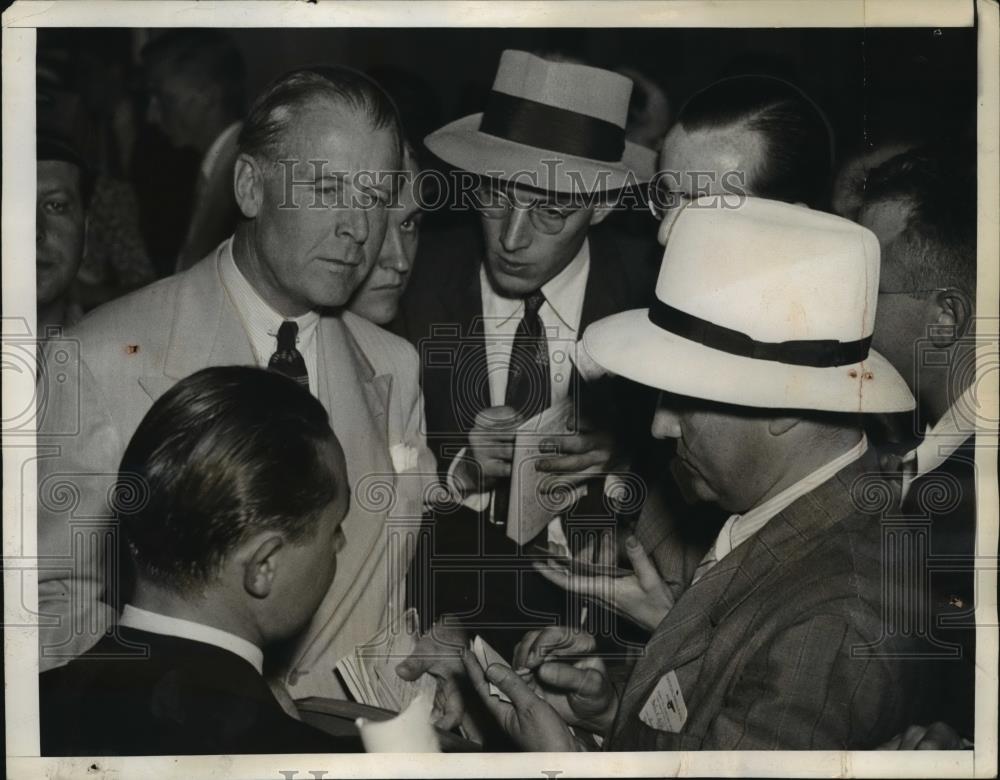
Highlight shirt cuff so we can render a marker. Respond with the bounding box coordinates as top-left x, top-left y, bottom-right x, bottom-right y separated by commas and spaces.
446, 447, 492, 512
